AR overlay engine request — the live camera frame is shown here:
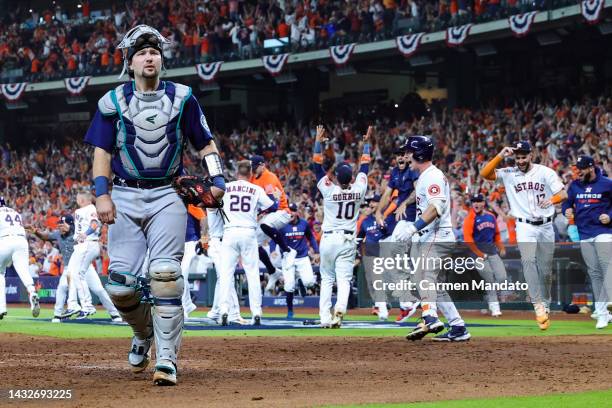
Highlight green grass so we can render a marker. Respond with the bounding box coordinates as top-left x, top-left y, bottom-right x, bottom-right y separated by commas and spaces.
330, 389, 612, 408
1, 307, 610, 339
